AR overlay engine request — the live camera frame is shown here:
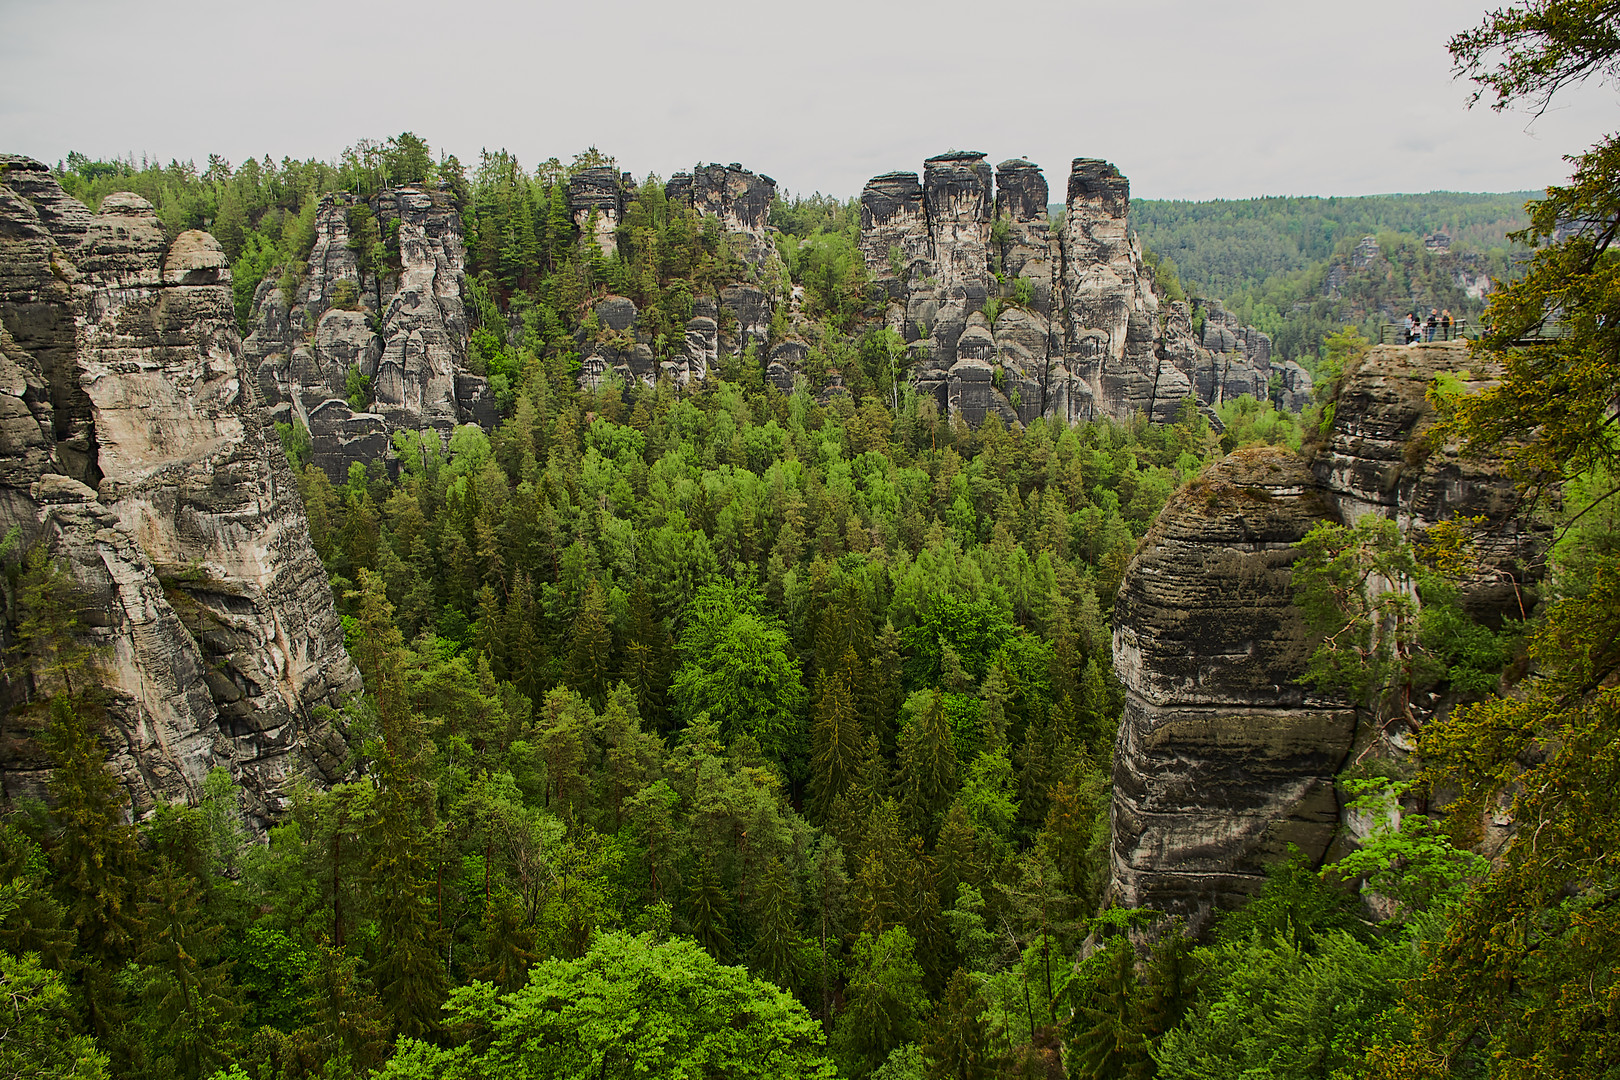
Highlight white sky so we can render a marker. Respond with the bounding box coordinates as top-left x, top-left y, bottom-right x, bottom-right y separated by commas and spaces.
2, 0, 1615, 201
